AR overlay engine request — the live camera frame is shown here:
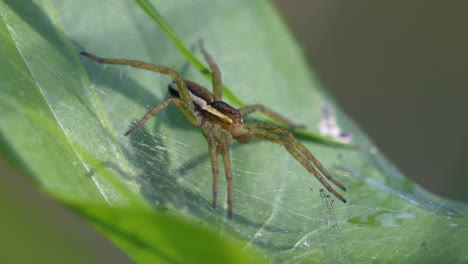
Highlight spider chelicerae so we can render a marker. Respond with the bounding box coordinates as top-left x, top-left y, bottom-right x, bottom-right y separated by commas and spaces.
80, 42, 346, 218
